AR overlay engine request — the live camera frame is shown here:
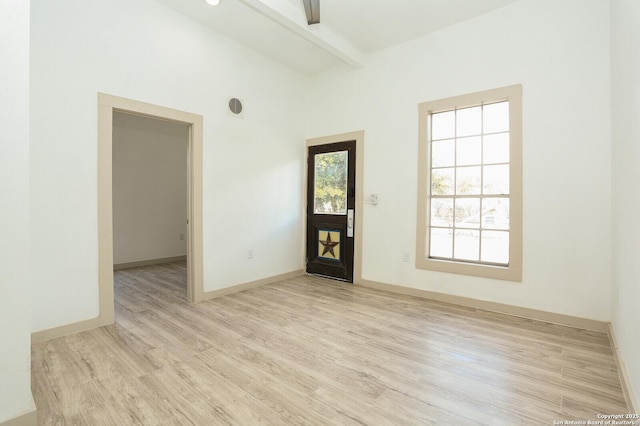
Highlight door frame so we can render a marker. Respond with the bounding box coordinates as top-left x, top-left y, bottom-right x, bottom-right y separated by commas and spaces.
305, 130, 364, 284
97, 93, 204, 326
